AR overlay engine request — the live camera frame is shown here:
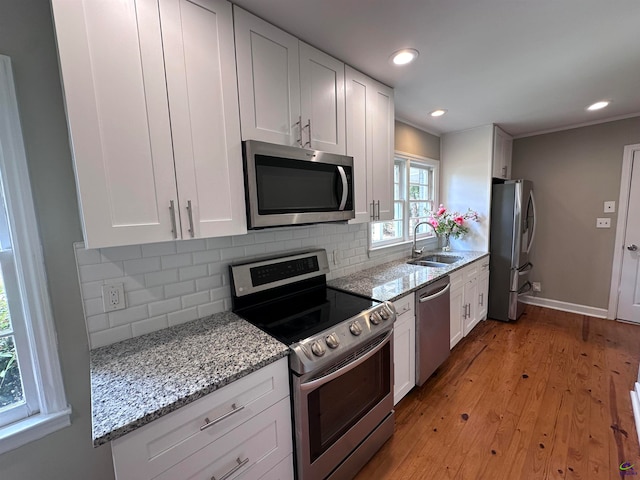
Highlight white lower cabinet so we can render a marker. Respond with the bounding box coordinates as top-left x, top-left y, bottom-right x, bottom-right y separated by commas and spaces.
111, 357, 293, 480
450, 256, 490, 348
393, 293, 415, 405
